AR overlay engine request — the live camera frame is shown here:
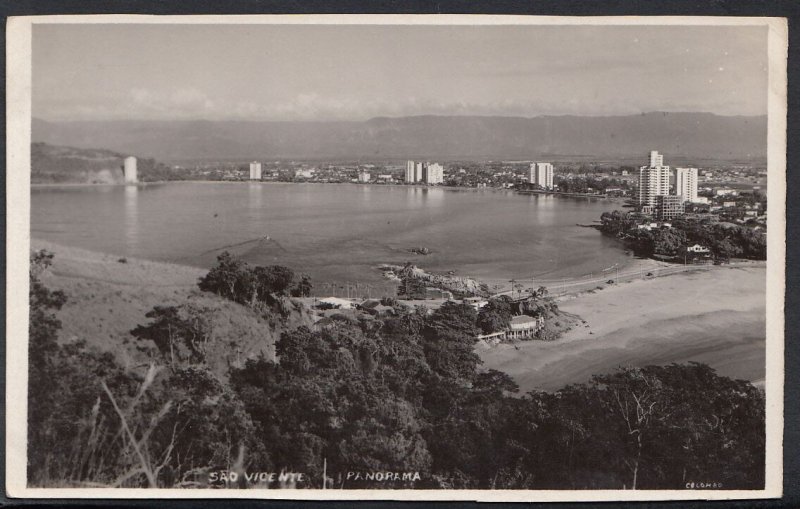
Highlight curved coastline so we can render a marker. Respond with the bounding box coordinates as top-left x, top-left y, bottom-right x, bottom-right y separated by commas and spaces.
479, 263, 767, 392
